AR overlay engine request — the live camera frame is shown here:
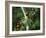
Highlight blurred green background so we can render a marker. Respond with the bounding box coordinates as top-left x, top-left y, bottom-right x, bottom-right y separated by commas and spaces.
12, 7, 40, 31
